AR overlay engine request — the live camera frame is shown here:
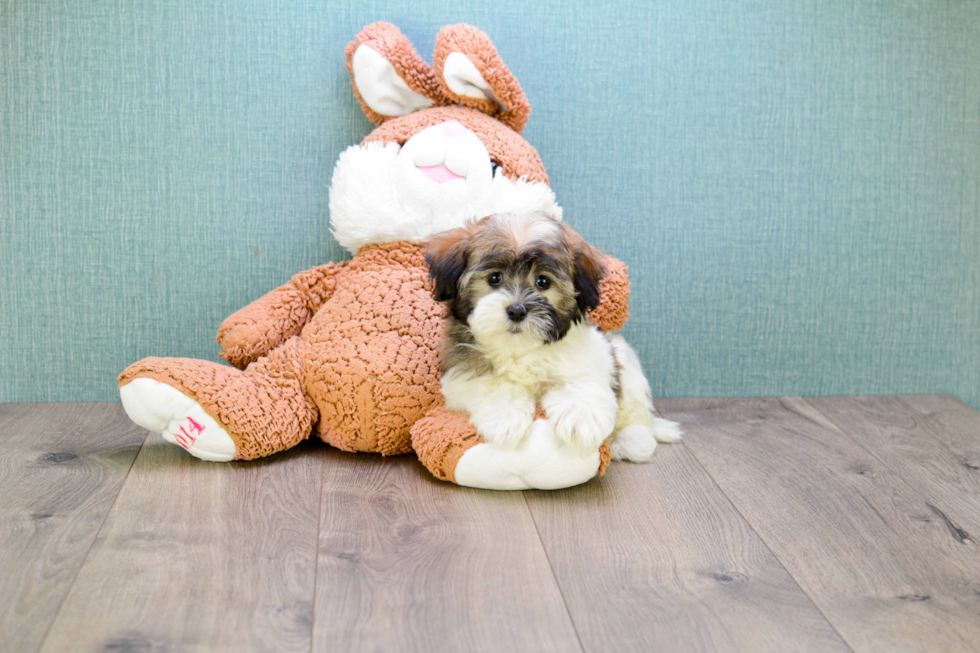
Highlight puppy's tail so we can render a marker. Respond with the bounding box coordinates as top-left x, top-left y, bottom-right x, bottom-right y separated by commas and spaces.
607, 334, 682, 462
